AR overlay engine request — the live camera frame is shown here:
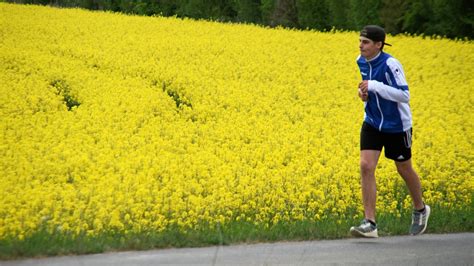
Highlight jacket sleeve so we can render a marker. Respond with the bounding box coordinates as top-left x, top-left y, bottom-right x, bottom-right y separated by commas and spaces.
368, 58, 410, 103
